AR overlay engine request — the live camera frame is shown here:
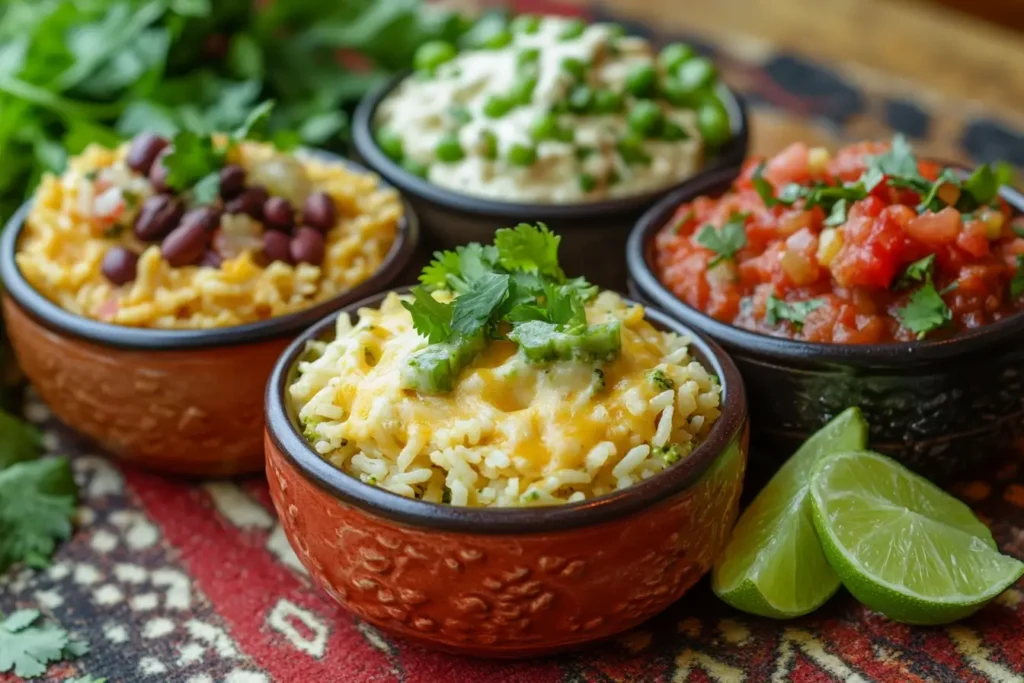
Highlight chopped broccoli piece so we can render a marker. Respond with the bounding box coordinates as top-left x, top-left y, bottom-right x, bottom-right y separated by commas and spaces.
301, 417, 326, 442
508, 321, 621, 363
401, 332, 486, 394
654, 443, 690, 464
648, 369, 675, 391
